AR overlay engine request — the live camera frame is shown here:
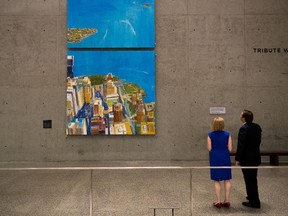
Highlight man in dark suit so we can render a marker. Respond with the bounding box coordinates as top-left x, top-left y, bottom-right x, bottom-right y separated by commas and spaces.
235, 109, 262, 209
